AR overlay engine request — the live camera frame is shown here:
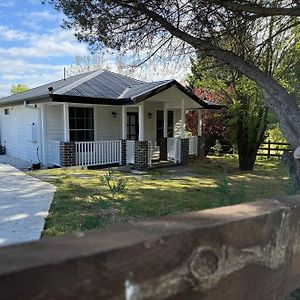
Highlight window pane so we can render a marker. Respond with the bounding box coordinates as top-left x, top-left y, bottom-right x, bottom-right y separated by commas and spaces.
69, 107, 94, 142
85, 130, 94, 141
168, 111, 174, 127
85, 118, 94, 129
